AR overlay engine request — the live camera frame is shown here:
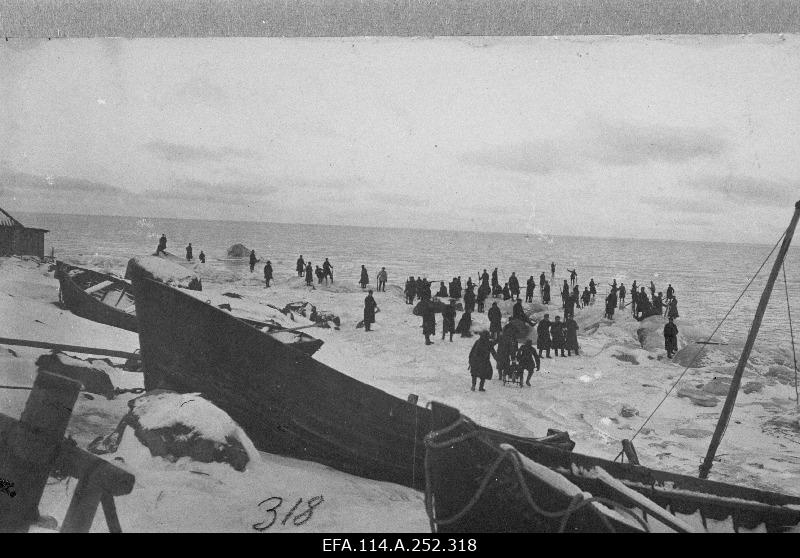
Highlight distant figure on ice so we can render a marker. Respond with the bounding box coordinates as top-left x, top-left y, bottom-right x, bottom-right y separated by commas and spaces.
605, 290, 617, 320
650, 280, 657, 300
551, 262, 556, 282
565, 315, 579, 356
263, 261, 273, 288
508, 272, 520, 301
502, 283, 511, 301
363, 290, 378, 332
436, 281, 447, 298
537, 314, 552, 358
316, 265, 324, 284
305, 262, 313, 286
359, 265, 369, 289
666, 283, 675, 306
542, 281, 551, 304
568, 268, 577, 286
376, 267, 387, 292
323, 258, 334, 283
249, 250, 257, 272
296, 255, 305, 277
464, 285, 476, 314
618, 283, 626, 309
456, 310, 473, 337
653, 292, 665, 315
198, 250, 206, 263
550, 315, 566, 357
516, 339, 540, 387
667, 296, 679, 319
441, 299, 456, 342
468, 331, 496, 392
422, 299, 436, 345
664, 316, 678, 358
525, 276, 535, 303
156, 234, 167, 256
488, 301, 502, 340
496, 323, 518, 383
405, 277, 416, 304
581, 286, 591, 307
476, 284, 488, 313
185, 243, 193, 261
589, 278, 596, 303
